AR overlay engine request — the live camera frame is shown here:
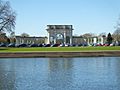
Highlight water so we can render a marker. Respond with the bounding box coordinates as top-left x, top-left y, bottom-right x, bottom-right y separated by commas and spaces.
0, 57, 120, 90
